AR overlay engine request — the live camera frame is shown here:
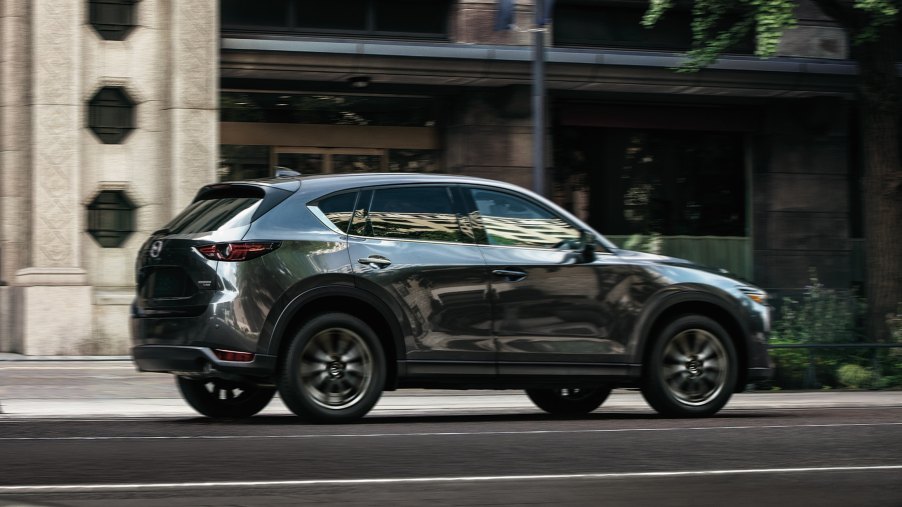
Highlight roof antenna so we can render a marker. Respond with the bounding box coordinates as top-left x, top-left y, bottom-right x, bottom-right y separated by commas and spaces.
274, 166, 301, 178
